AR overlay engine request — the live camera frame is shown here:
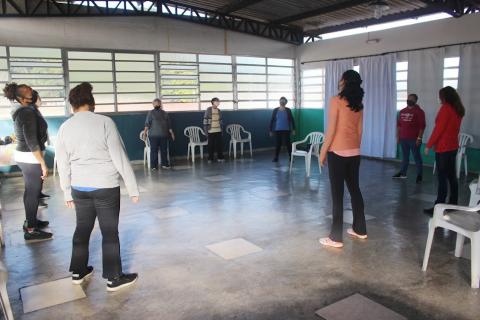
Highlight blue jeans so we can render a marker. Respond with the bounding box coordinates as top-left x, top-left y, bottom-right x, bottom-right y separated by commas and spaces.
400, 139, 423, 176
